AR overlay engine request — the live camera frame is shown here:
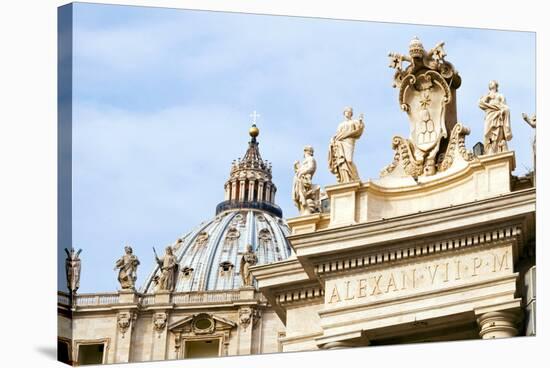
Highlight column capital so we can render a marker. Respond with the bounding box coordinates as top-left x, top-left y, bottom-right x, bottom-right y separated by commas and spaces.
477, 309, 522, 339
